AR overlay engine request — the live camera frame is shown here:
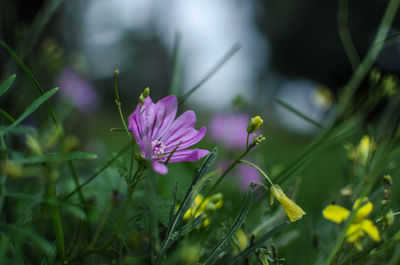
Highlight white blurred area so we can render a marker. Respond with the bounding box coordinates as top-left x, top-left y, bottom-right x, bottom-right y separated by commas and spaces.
61, 0, 334, 134
64, 0, 268, 109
